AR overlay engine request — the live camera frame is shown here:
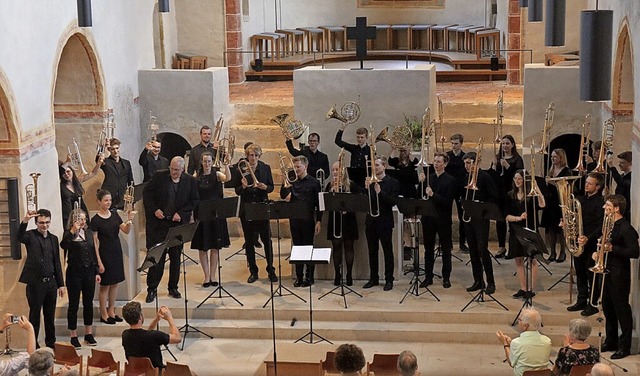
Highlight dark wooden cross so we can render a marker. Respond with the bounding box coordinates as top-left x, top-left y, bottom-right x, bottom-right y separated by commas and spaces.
347, 17, 376, 69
